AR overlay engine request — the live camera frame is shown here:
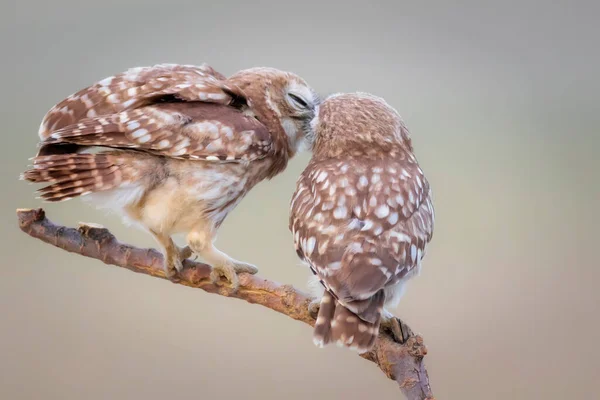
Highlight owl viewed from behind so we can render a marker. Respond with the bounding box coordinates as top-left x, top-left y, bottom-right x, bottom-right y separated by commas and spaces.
289, 92, 435, 352
23, 63, 319, 289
